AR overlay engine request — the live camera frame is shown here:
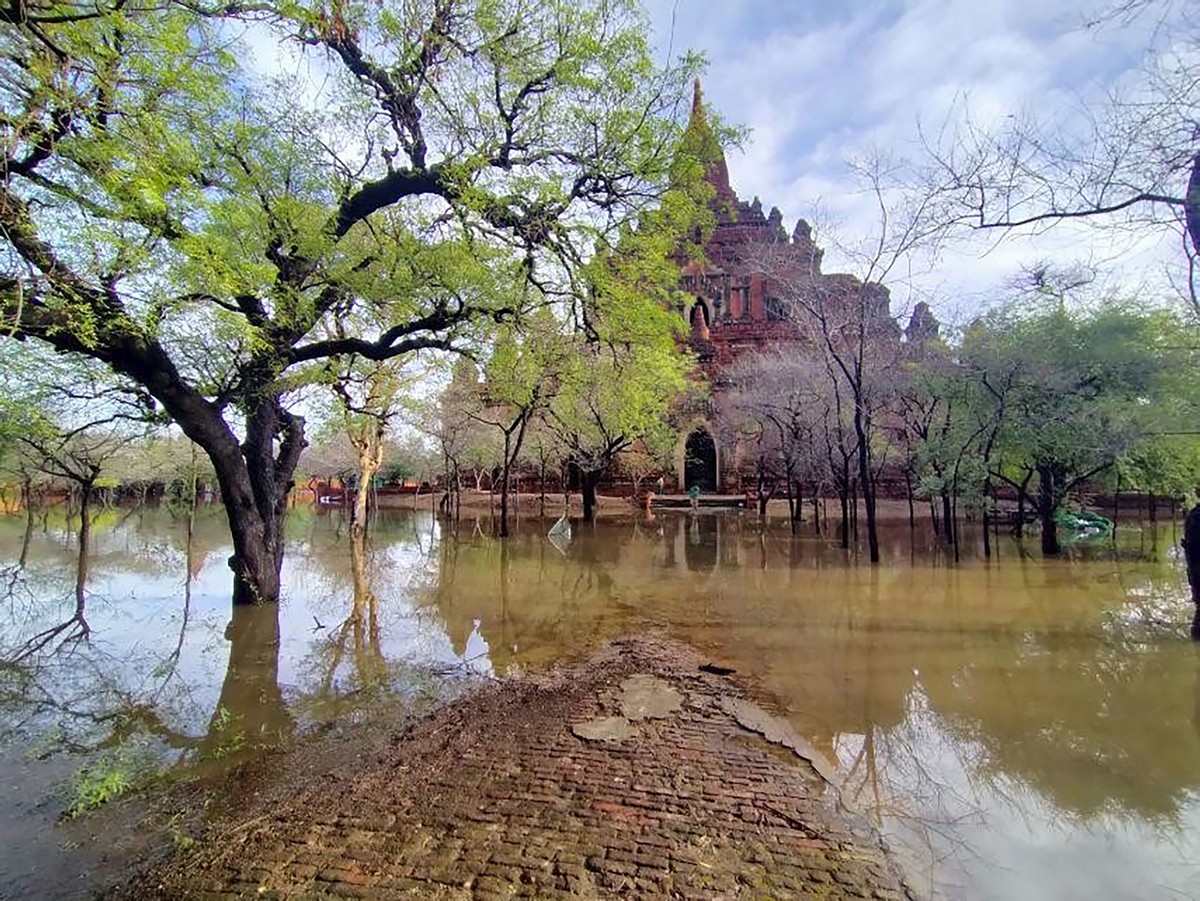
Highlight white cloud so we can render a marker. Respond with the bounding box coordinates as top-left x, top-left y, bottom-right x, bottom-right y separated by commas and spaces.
646, 0, 1188, 321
